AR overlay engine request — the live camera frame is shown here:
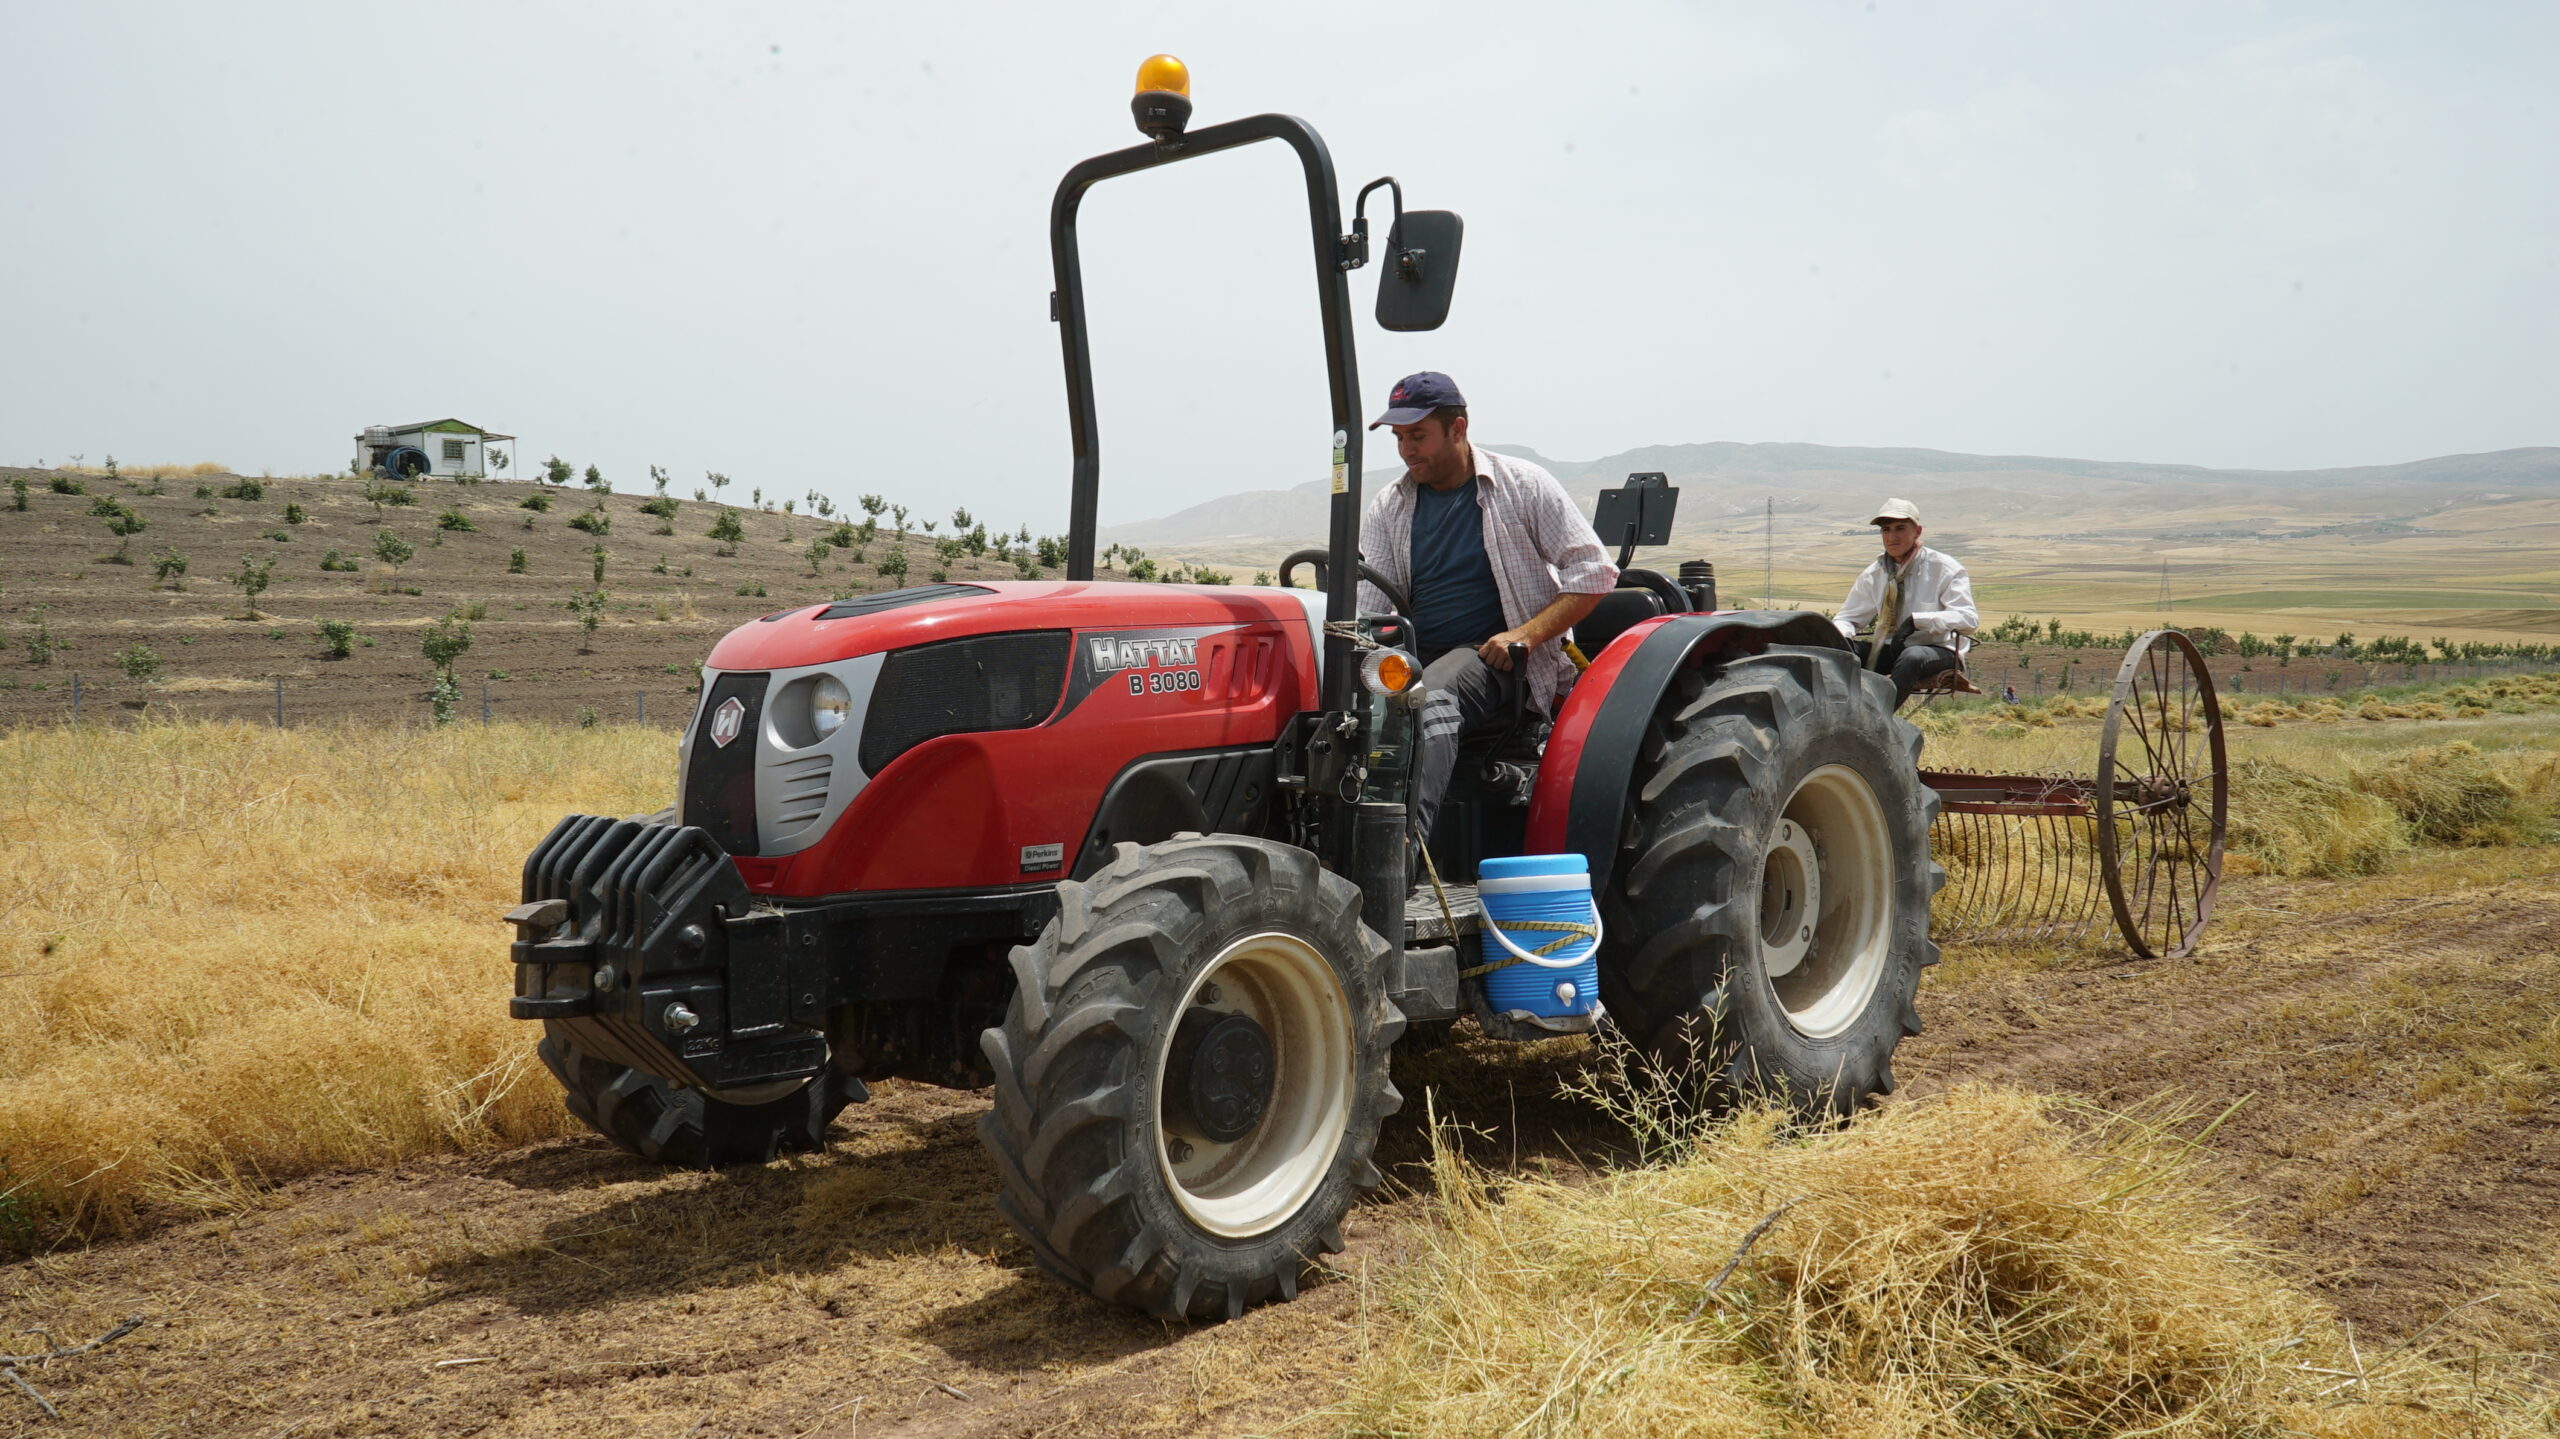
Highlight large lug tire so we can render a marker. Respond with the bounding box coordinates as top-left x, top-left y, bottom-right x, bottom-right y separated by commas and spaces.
1597, 644, 1941, 1117
979, 834, 1404, 1322
538, 1025, 860, 1168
